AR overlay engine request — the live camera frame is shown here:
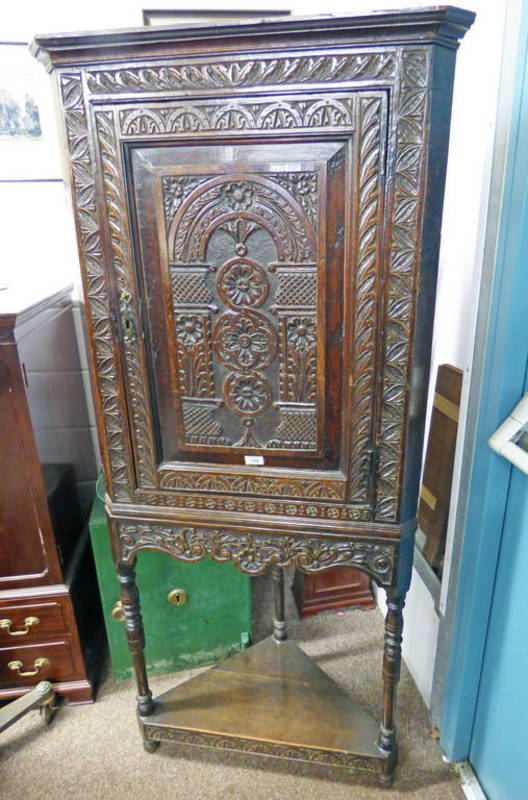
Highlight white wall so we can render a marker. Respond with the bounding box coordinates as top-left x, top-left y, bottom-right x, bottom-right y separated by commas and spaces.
1, 0, 512, 706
